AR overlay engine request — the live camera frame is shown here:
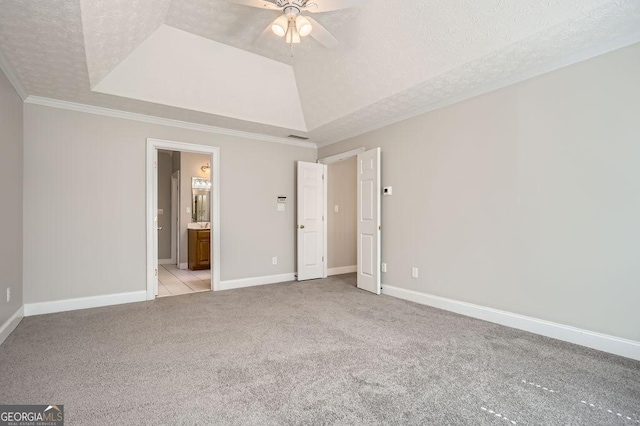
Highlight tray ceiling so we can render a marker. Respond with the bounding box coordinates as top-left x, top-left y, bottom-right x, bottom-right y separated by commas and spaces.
0, 0, 639, 146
